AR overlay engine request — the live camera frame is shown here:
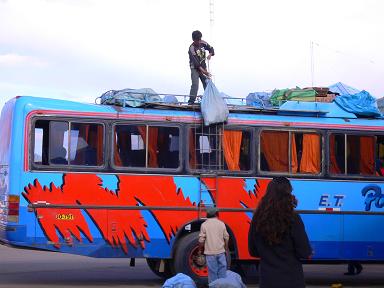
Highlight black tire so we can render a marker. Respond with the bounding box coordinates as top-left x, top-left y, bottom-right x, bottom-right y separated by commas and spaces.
173, 232, 208, 285
146, 258, 174, 279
